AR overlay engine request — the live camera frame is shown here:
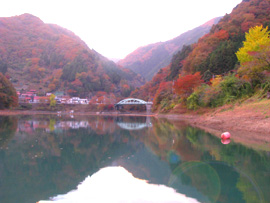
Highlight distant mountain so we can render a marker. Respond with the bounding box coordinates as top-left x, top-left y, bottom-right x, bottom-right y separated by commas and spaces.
118, 17, 221, 81
0, 14, 144, 98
